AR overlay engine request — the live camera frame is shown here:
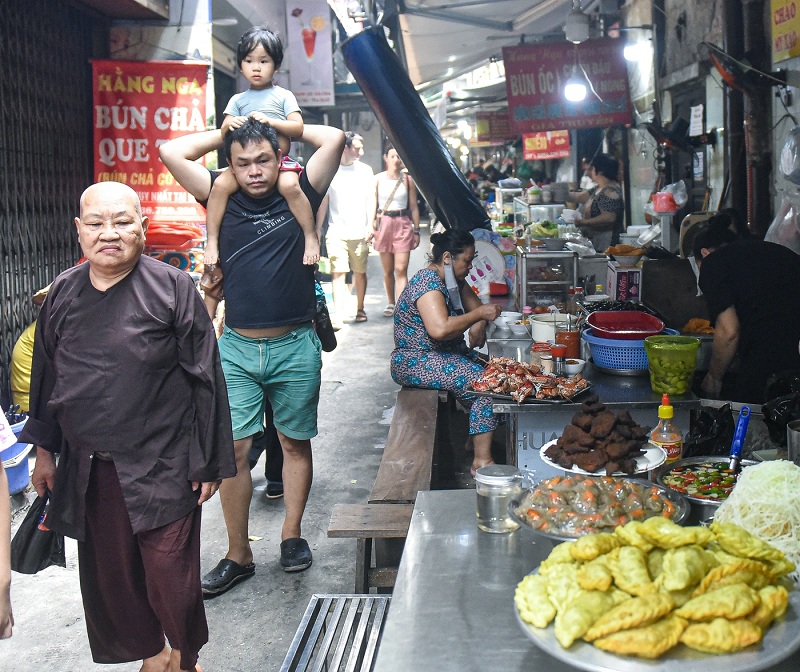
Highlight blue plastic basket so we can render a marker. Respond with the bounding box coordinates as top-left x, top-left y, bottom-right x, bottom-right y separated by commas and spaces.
582, 327, 679, 370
